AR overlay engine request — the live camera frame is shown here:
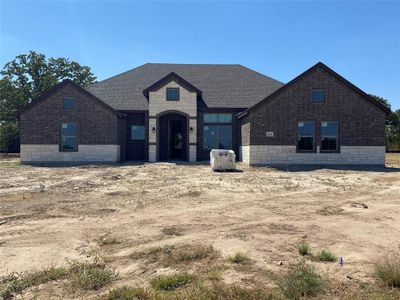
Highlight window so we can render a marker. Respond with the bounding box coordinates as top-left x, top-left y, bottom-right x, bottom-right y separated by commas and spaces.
60, 123, 77, 151
131, 125, 145, 140
166, 88, 179, 101
312, 89, 326, 103
63, 98, 76, 109
321, 121, 339, 152
203, 113, 233, 150
203, 113, 232, 123
203, 125, 232, 150
297, 121, 315, 151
